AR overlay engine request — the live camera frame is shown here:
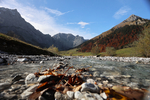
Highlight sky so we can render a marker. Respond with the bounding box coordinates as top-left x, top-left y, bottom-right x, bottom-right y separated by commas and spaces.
0, 0, 150, 39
